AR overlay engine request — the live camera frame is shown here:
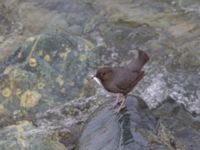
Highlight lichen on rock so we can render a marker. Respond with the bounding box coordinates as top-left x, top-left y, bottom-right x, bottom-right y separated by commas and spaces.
28, 57, 38, 67
2, 87, 12, 98
44, 54, 51, 62
20, 90, 41, 108
0, 104, 5, 114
